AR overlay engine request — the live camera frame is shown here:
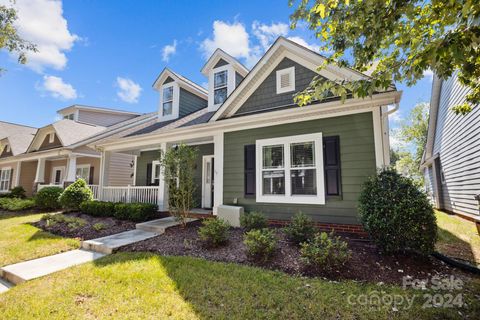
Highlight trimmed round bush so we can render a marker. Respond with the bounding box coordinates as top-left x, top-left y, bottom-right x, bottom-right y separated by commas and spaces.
9, 186, 26, 199
198, 218, 230, 247
300, 232, 350, 271
35, 186, 63, 210
59, 179, 93, 211
80, 200, 116, 217
244, 228, 277, 261
284, 212, 316, 245
113, 203, 158, 221
358, 168, 437, 255
240, 211, 268, 231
